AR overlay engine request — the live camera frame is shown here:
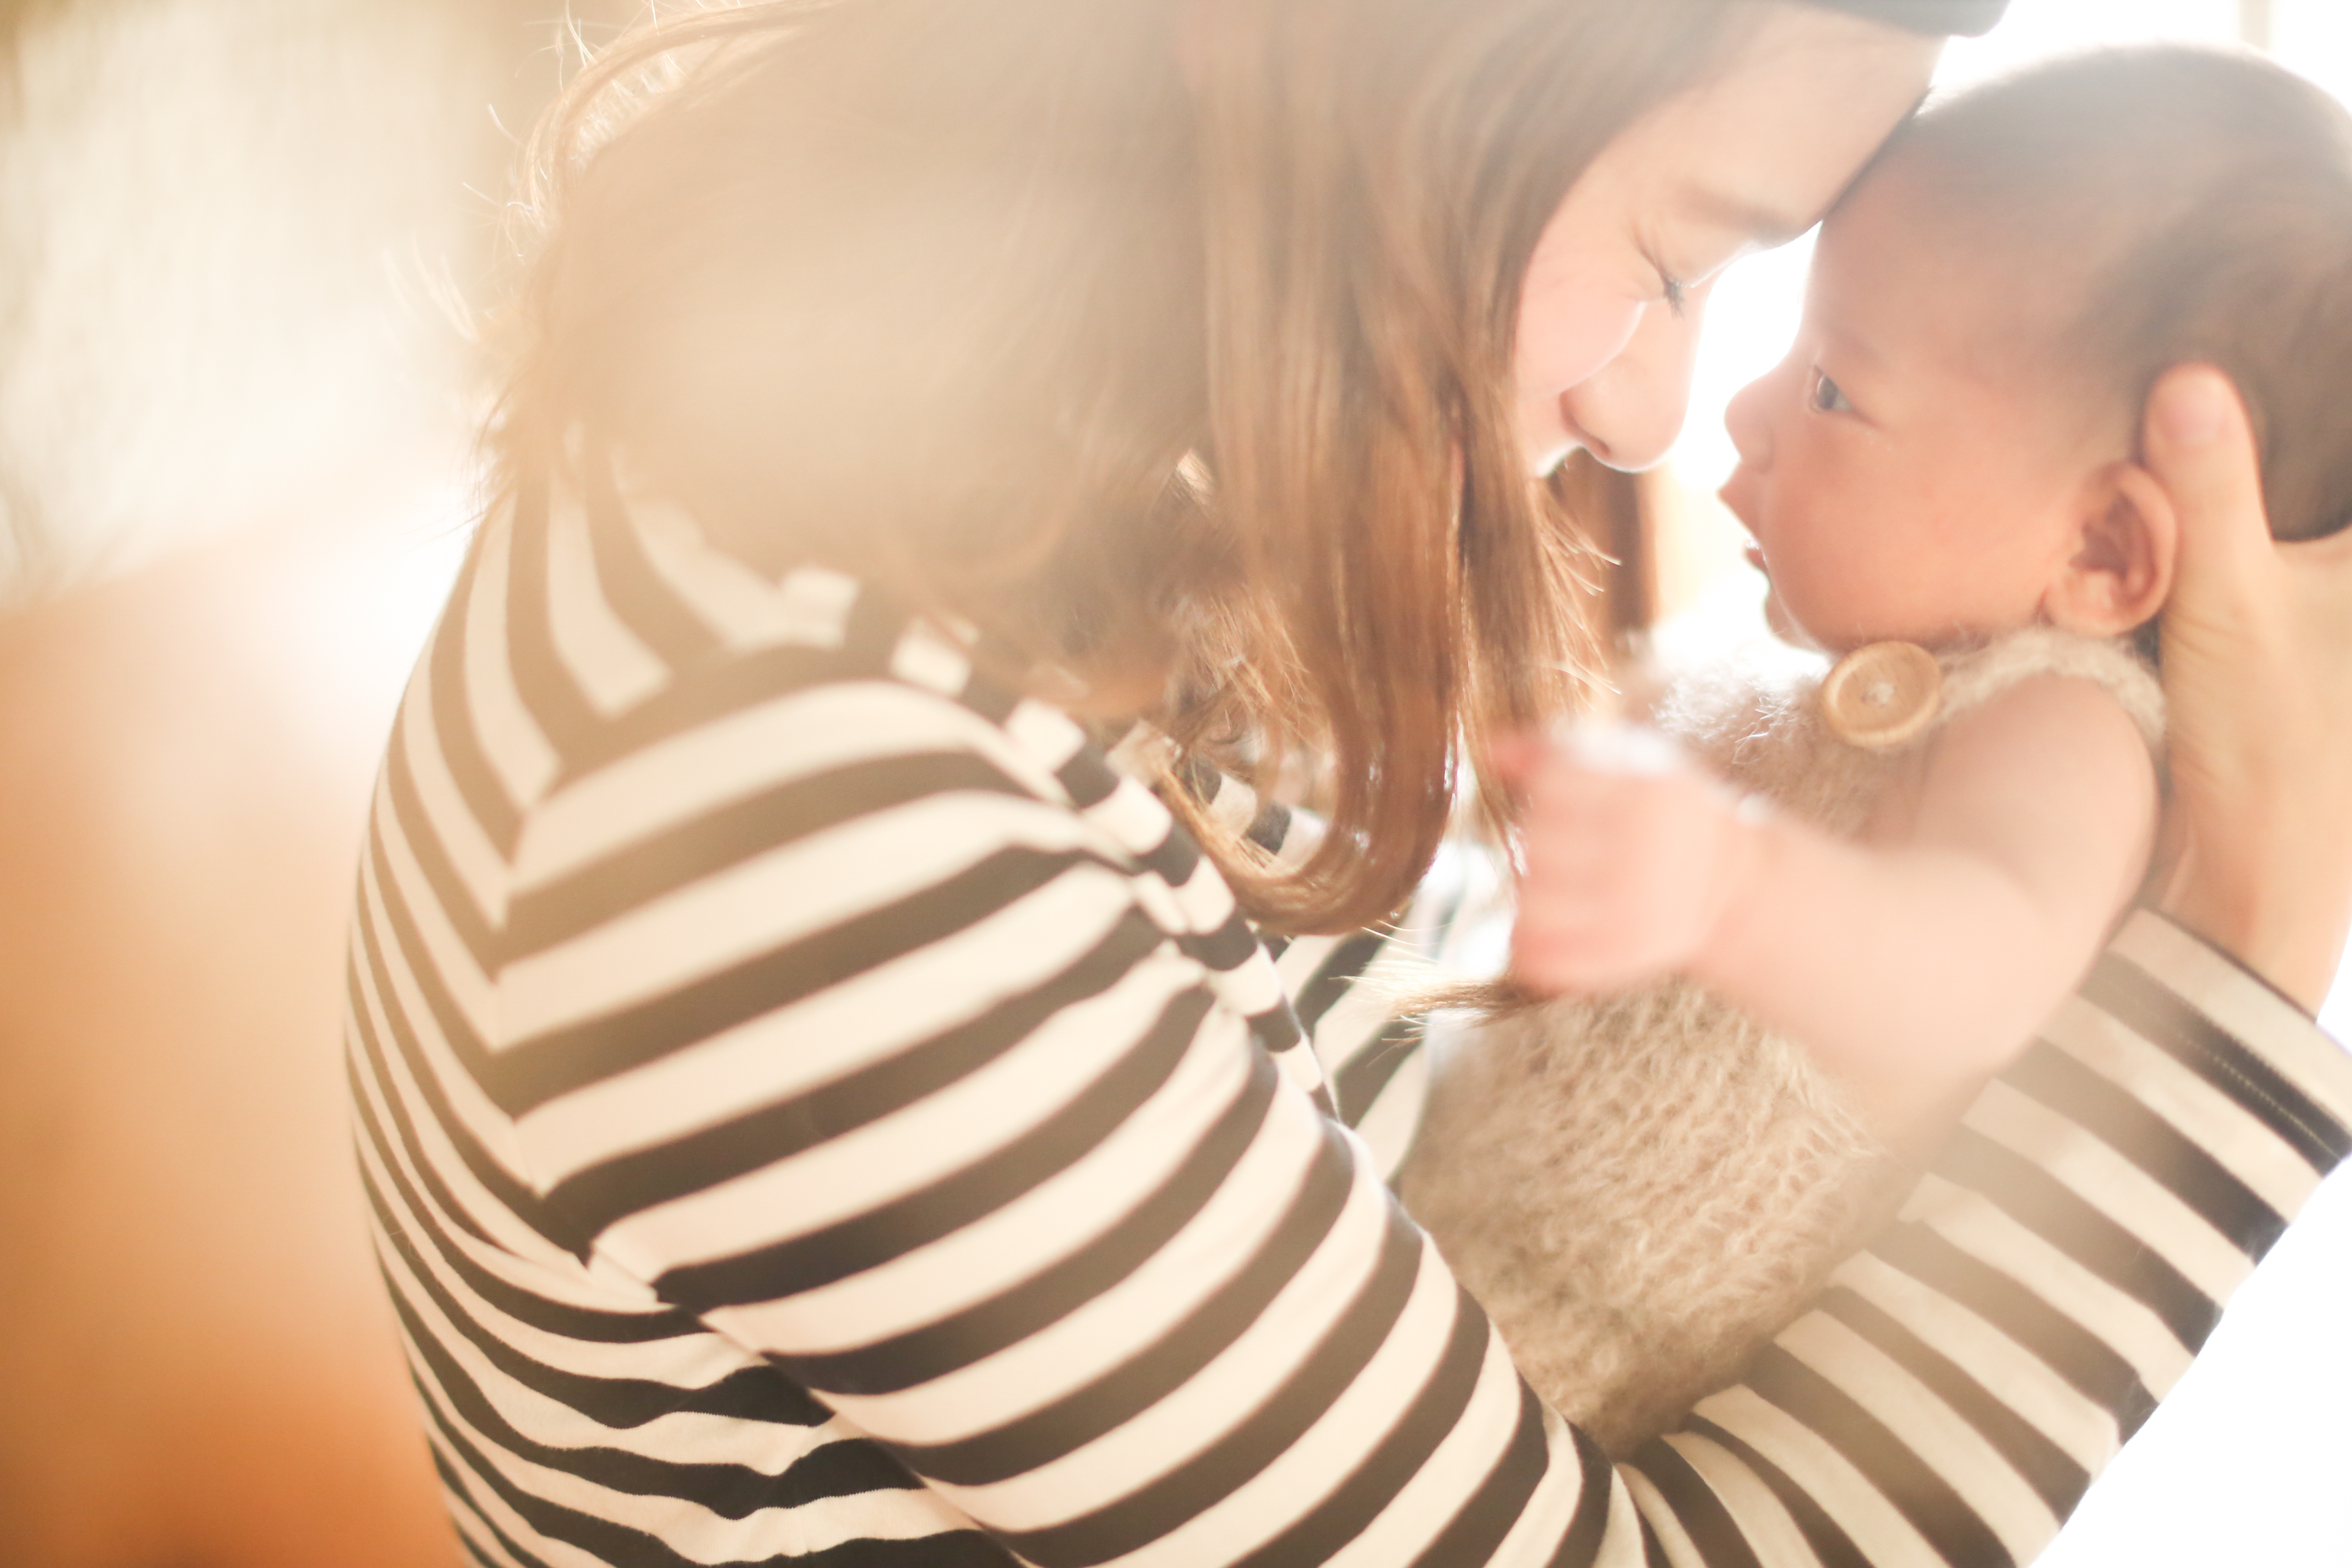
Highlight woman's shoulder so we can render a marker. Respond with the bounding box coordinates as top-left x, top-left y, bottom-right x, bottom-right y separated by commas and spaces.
436, 484, 1116, 843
